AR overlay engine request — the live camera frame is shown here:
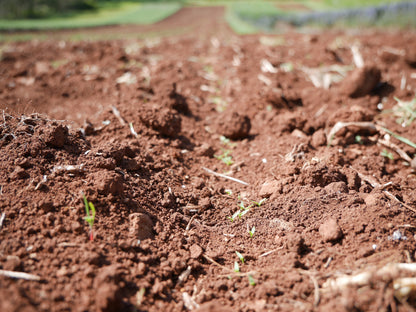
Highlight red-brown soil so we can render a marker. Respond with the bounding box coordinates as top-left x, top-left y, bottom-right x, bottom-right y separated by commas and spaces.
1, 7, 416, 312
